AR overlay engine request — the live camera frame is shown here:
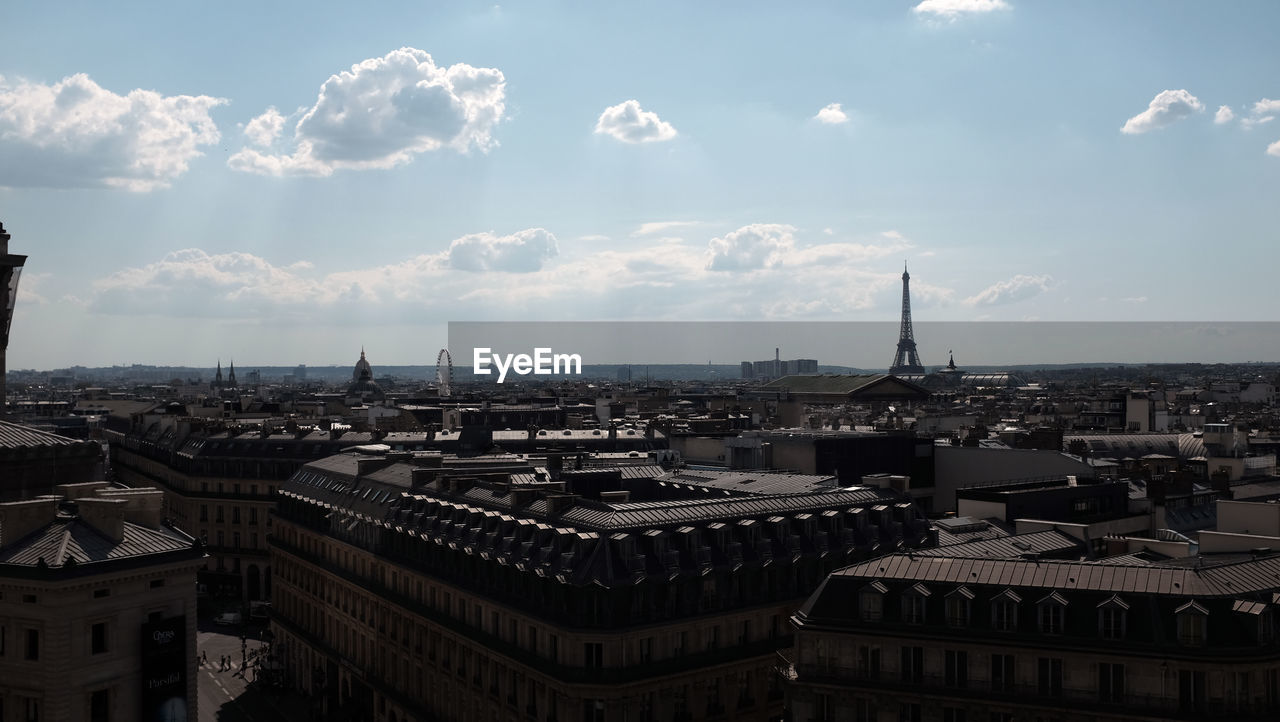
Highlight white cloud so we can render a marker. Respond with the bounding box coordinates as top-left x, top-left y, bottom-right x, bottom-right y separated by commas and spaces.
228, 47, 505, 176
594, 100, 677, 144
912, 0, 1009, 19
1120, 89, 1203, 135
445, 229, 558, 272
1268, 139, 1280, 157
85, 226, 954, 325
0, 73, 224, 191
963, 274, 1052, 306
632, 221, 702, 237
1243, 98, 1280, 131
814, 103, 849, 124
1120, 296, 1148, 303
243, 107, 286, 147
705, 224, 796, 271
1214, 105, 1235, 125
